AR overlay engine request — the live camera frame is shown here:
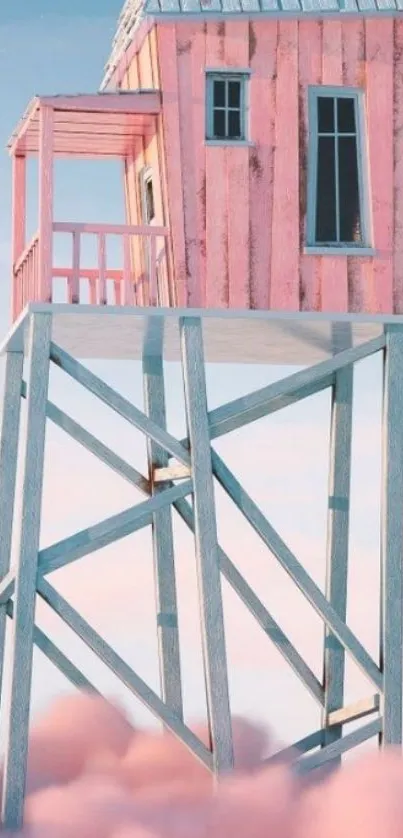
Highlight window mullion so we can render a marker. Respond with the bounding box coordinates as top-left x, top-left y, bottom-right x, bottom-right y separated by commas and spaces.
334, 98, 341, 244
